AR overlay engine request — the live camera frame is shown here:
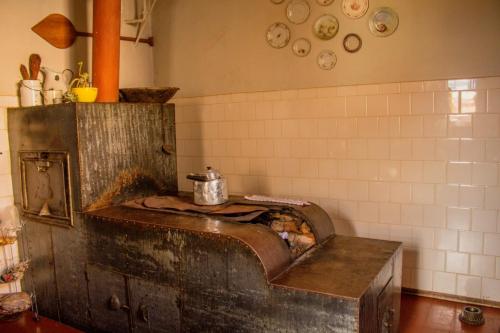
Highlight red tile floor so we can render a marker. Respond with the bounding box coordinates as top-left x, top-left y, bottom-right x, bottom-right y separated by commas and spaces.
0, 293, 499, 332
0, 311, 82, 333
401, 294, 500, 333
